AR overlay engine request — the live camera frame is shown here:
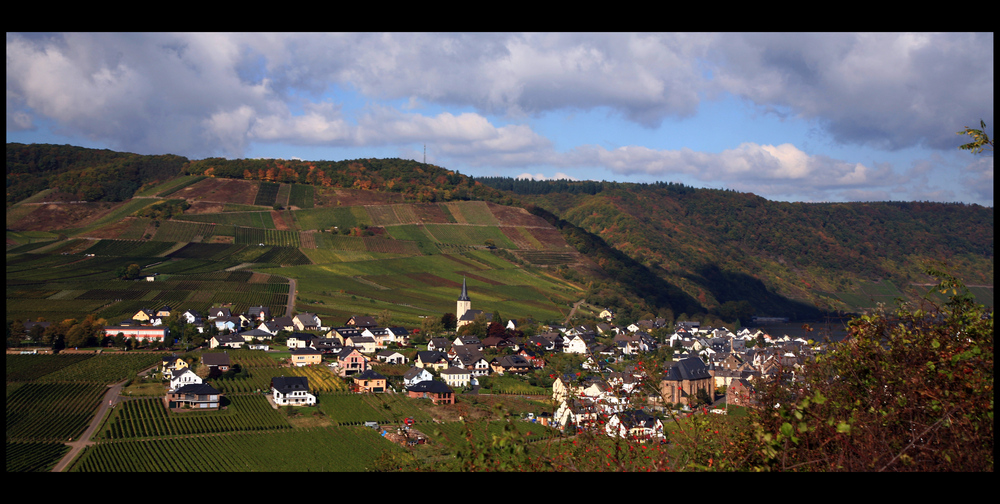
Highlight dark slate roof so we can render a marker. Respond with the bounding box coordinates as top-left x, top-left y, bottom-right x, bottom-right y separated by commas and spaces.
614, 410, 660, 429
354, 370, 386, 380
417, 350, 449, 363
663, 357, 712, 381
174, 383, 221, 395
347, 315, 377, 327
201, 352, 231, 366
272, 376, 309, 394
403, 367, 431, 380
407, 380, 453, 394
458, 277, 470, 302
459, 309, 492, 322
